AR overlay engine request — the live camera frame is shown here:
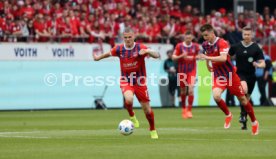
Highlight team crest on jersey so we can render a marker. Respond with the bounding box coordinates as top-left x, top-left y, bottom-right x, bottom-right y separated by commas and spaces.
133, 51, 139, 57
214, 46, 218, 52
